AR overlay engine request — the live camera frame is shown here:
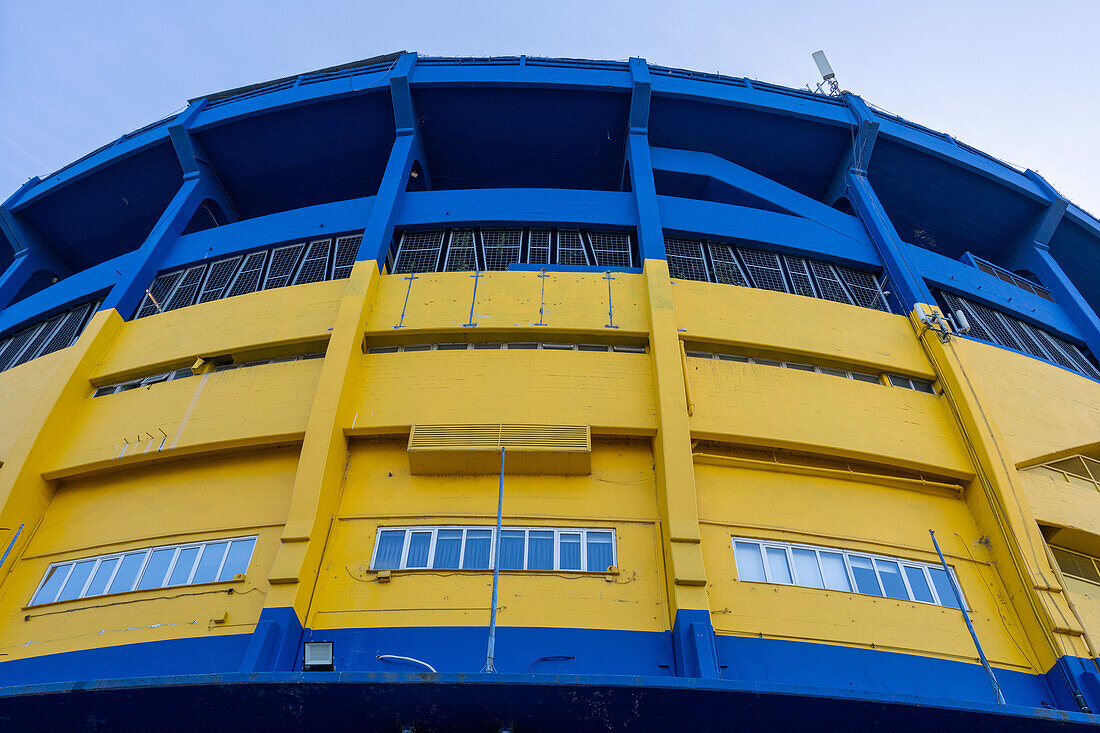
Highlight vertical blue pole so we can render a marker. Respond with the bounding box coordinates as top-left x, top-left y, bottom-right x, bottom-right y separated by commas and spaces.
0, 524, 24, 572
486, 446, 505, 673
